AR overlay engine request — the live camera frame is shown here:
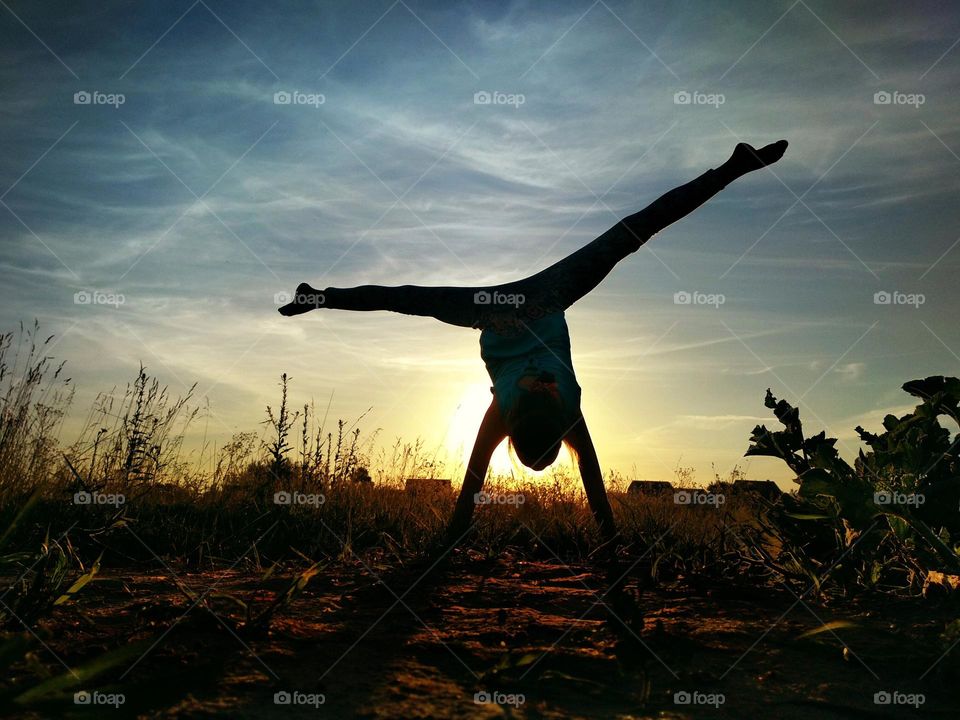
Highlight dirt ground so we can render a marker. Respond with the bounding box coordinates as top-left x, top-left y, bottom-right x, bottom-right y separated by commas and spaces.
7, 551, 960, 719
